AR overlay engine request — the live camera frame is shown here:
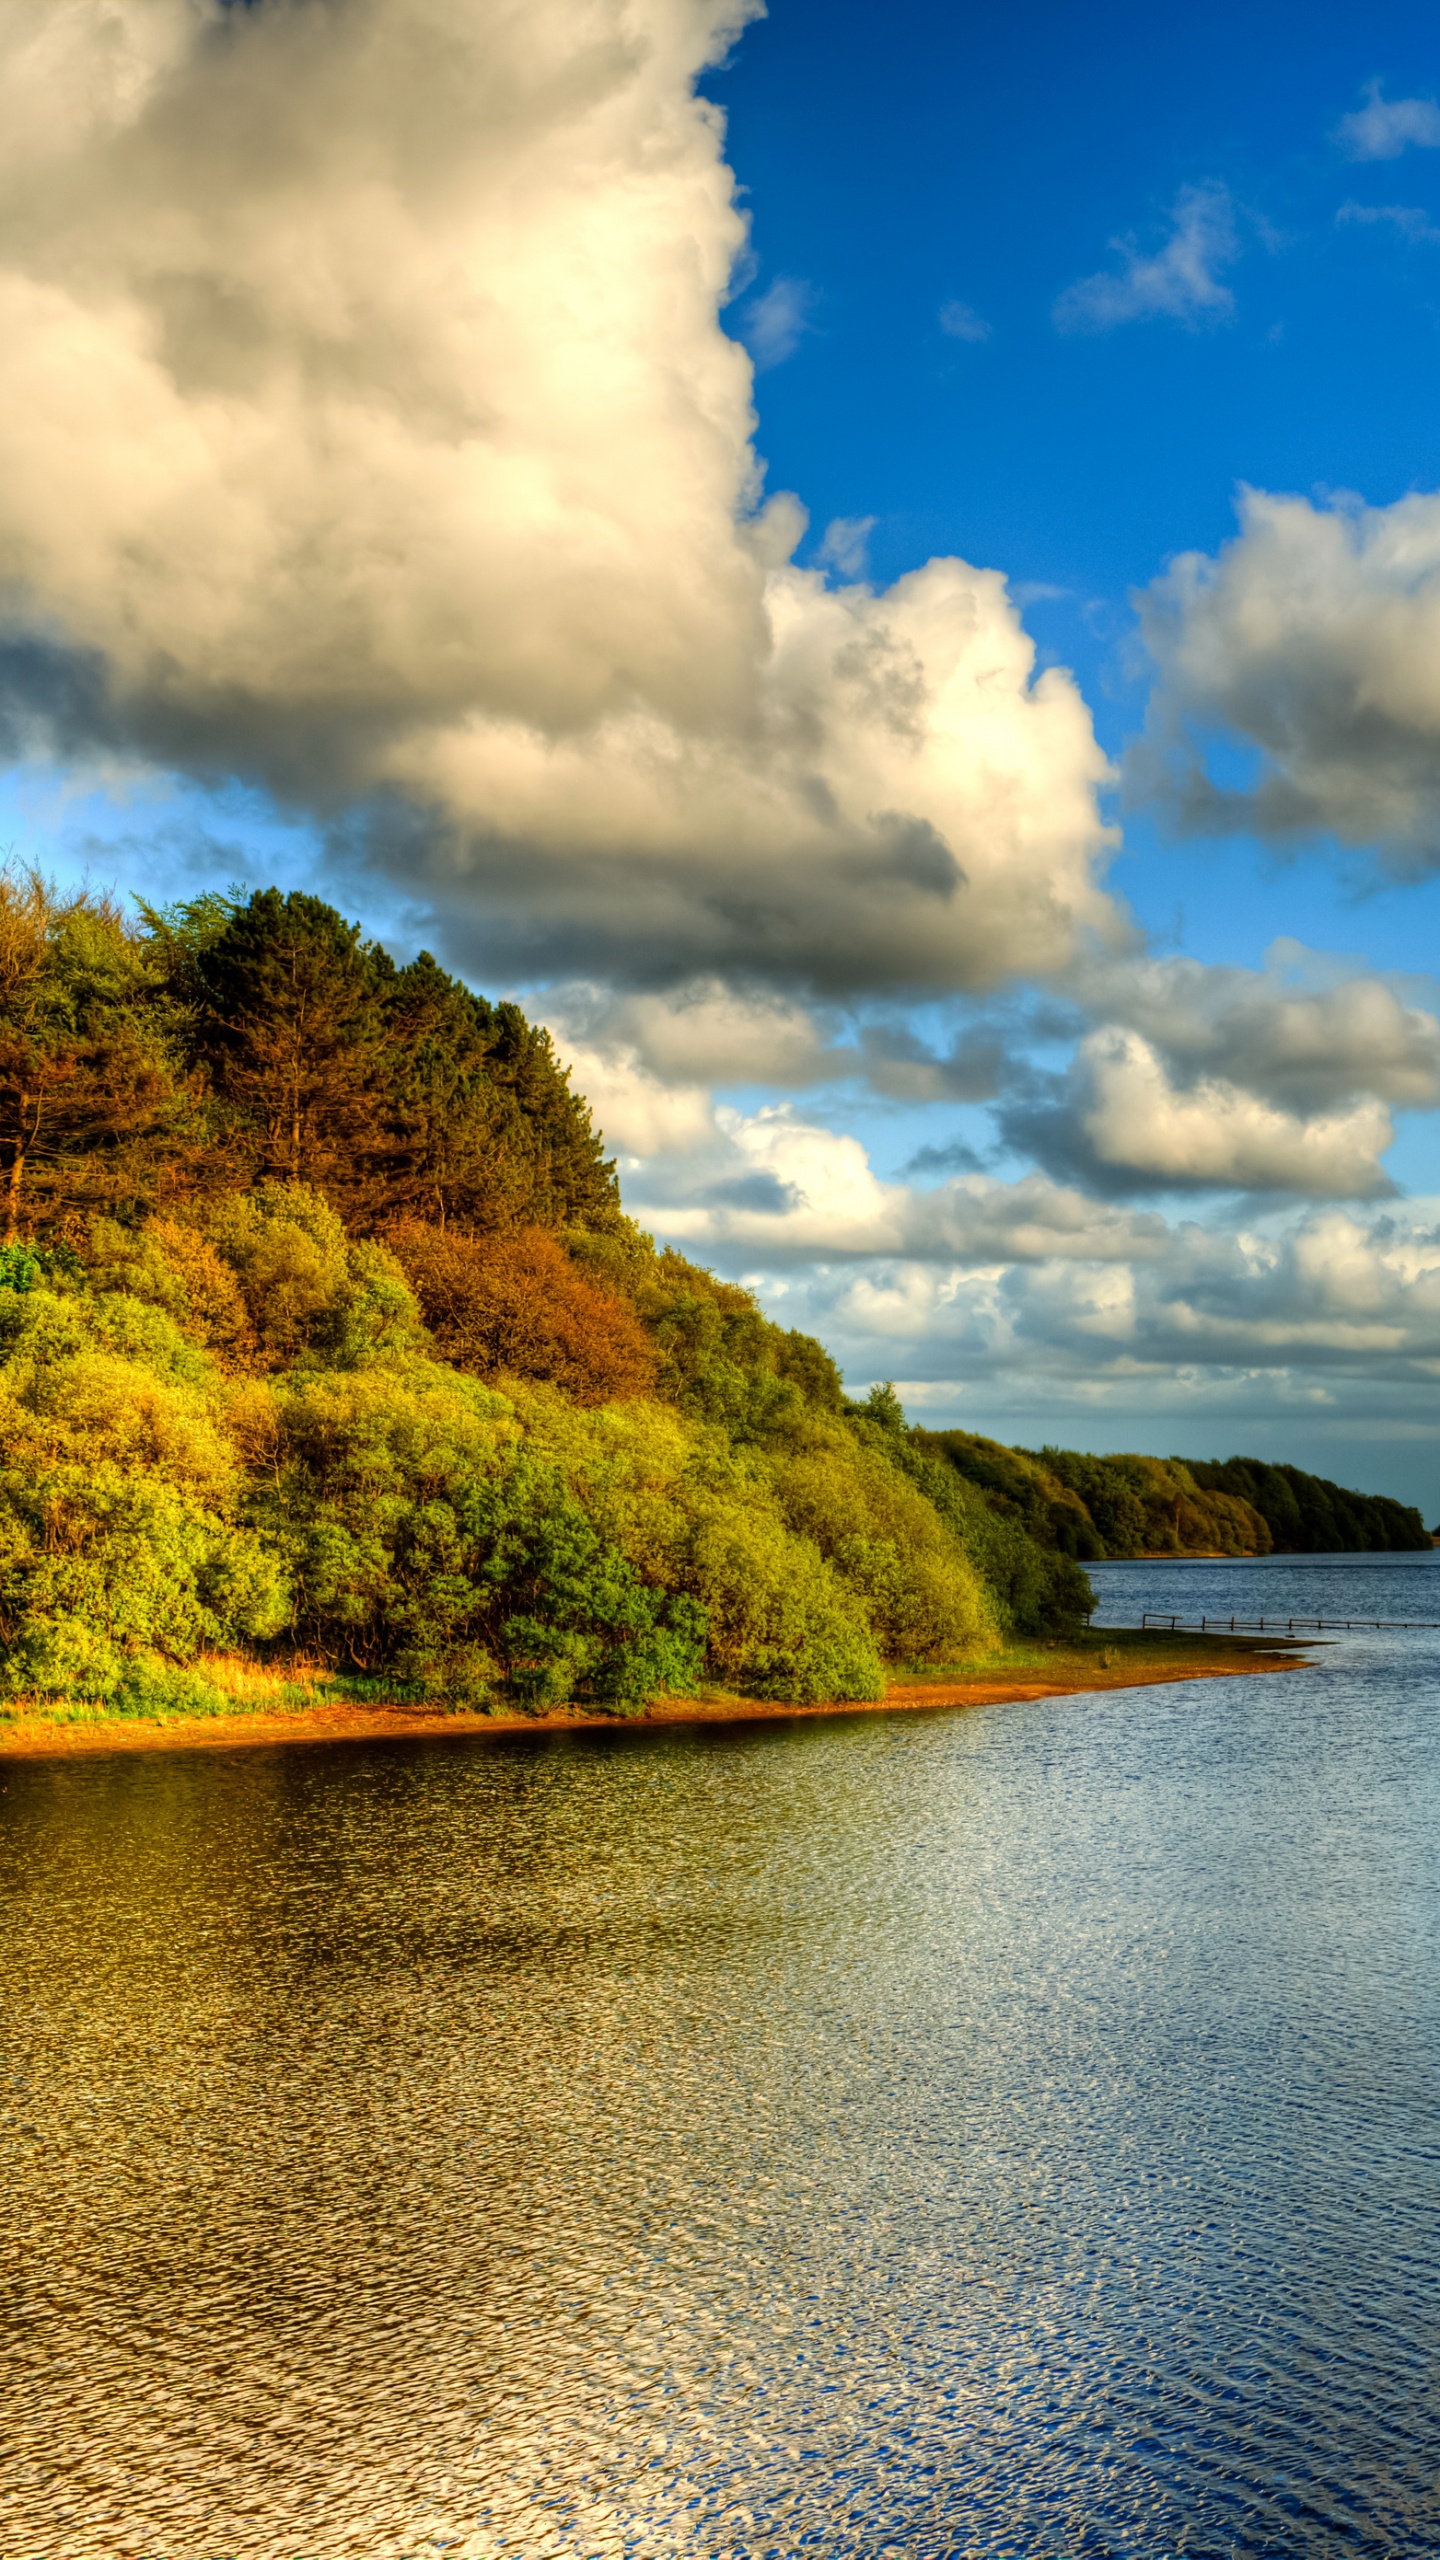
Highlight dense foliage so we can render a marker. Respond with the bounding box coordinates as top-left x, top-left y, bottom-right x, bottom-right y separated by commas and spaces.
0, 1197, 1051, 1712
0, 870, 1423, 1719
1183, 1456, 1429, 1556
